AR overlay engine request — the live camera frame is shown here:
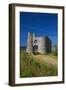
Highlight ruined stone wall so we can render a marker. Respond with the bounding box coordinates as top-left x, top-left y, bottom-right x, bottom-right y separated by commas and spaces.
45, 37, 52, 53
26, 32, 33, 53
